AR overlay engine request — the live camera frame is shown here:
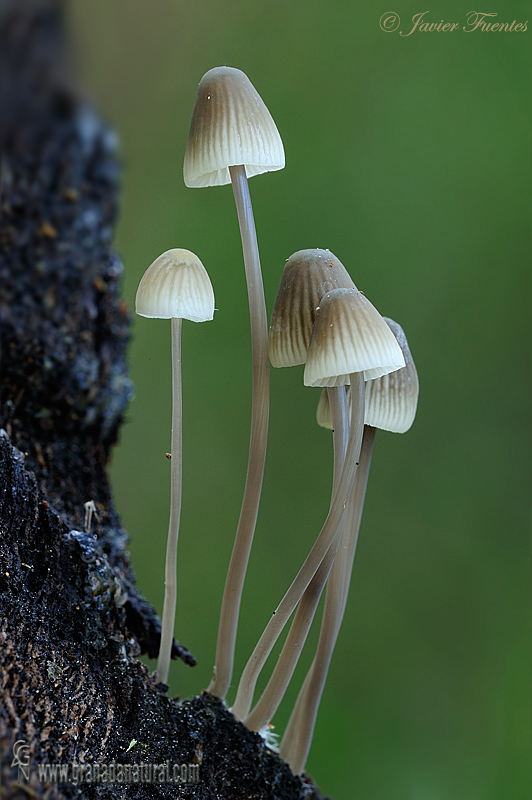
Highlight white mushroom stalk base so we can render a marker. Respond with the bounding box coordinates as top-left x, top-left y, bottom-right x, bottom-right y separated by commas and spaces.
208, 164, 270, 699
280, 424, 376, 774
231, 376, 365, 722
157, 317, 183, 686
